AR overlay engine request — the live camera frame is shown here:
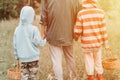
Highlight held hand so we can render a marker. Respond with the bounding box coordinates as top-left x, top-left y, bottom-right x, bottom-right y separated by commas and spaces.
74, 33, 80, 41
42, 33, 46, 39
